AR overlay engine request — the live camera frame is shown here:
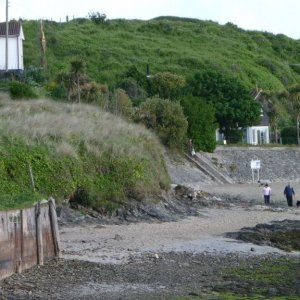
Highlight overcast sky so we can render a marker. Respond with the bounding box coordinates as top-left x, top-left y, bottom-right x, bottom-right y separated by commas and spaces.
1, 0, 299, 39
